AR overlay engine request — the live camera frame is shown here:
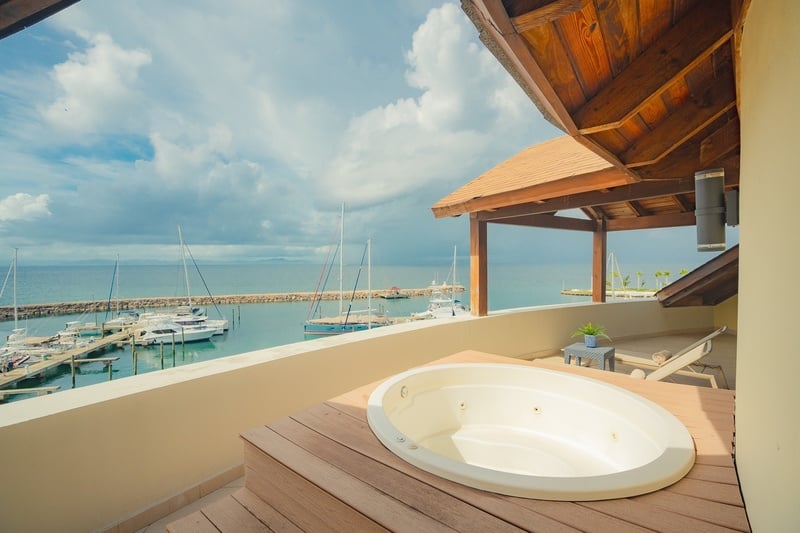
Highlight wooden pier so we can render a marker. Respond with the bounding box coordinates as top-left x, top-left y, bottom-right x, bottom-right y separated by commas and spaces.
0, 329, 132, 392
